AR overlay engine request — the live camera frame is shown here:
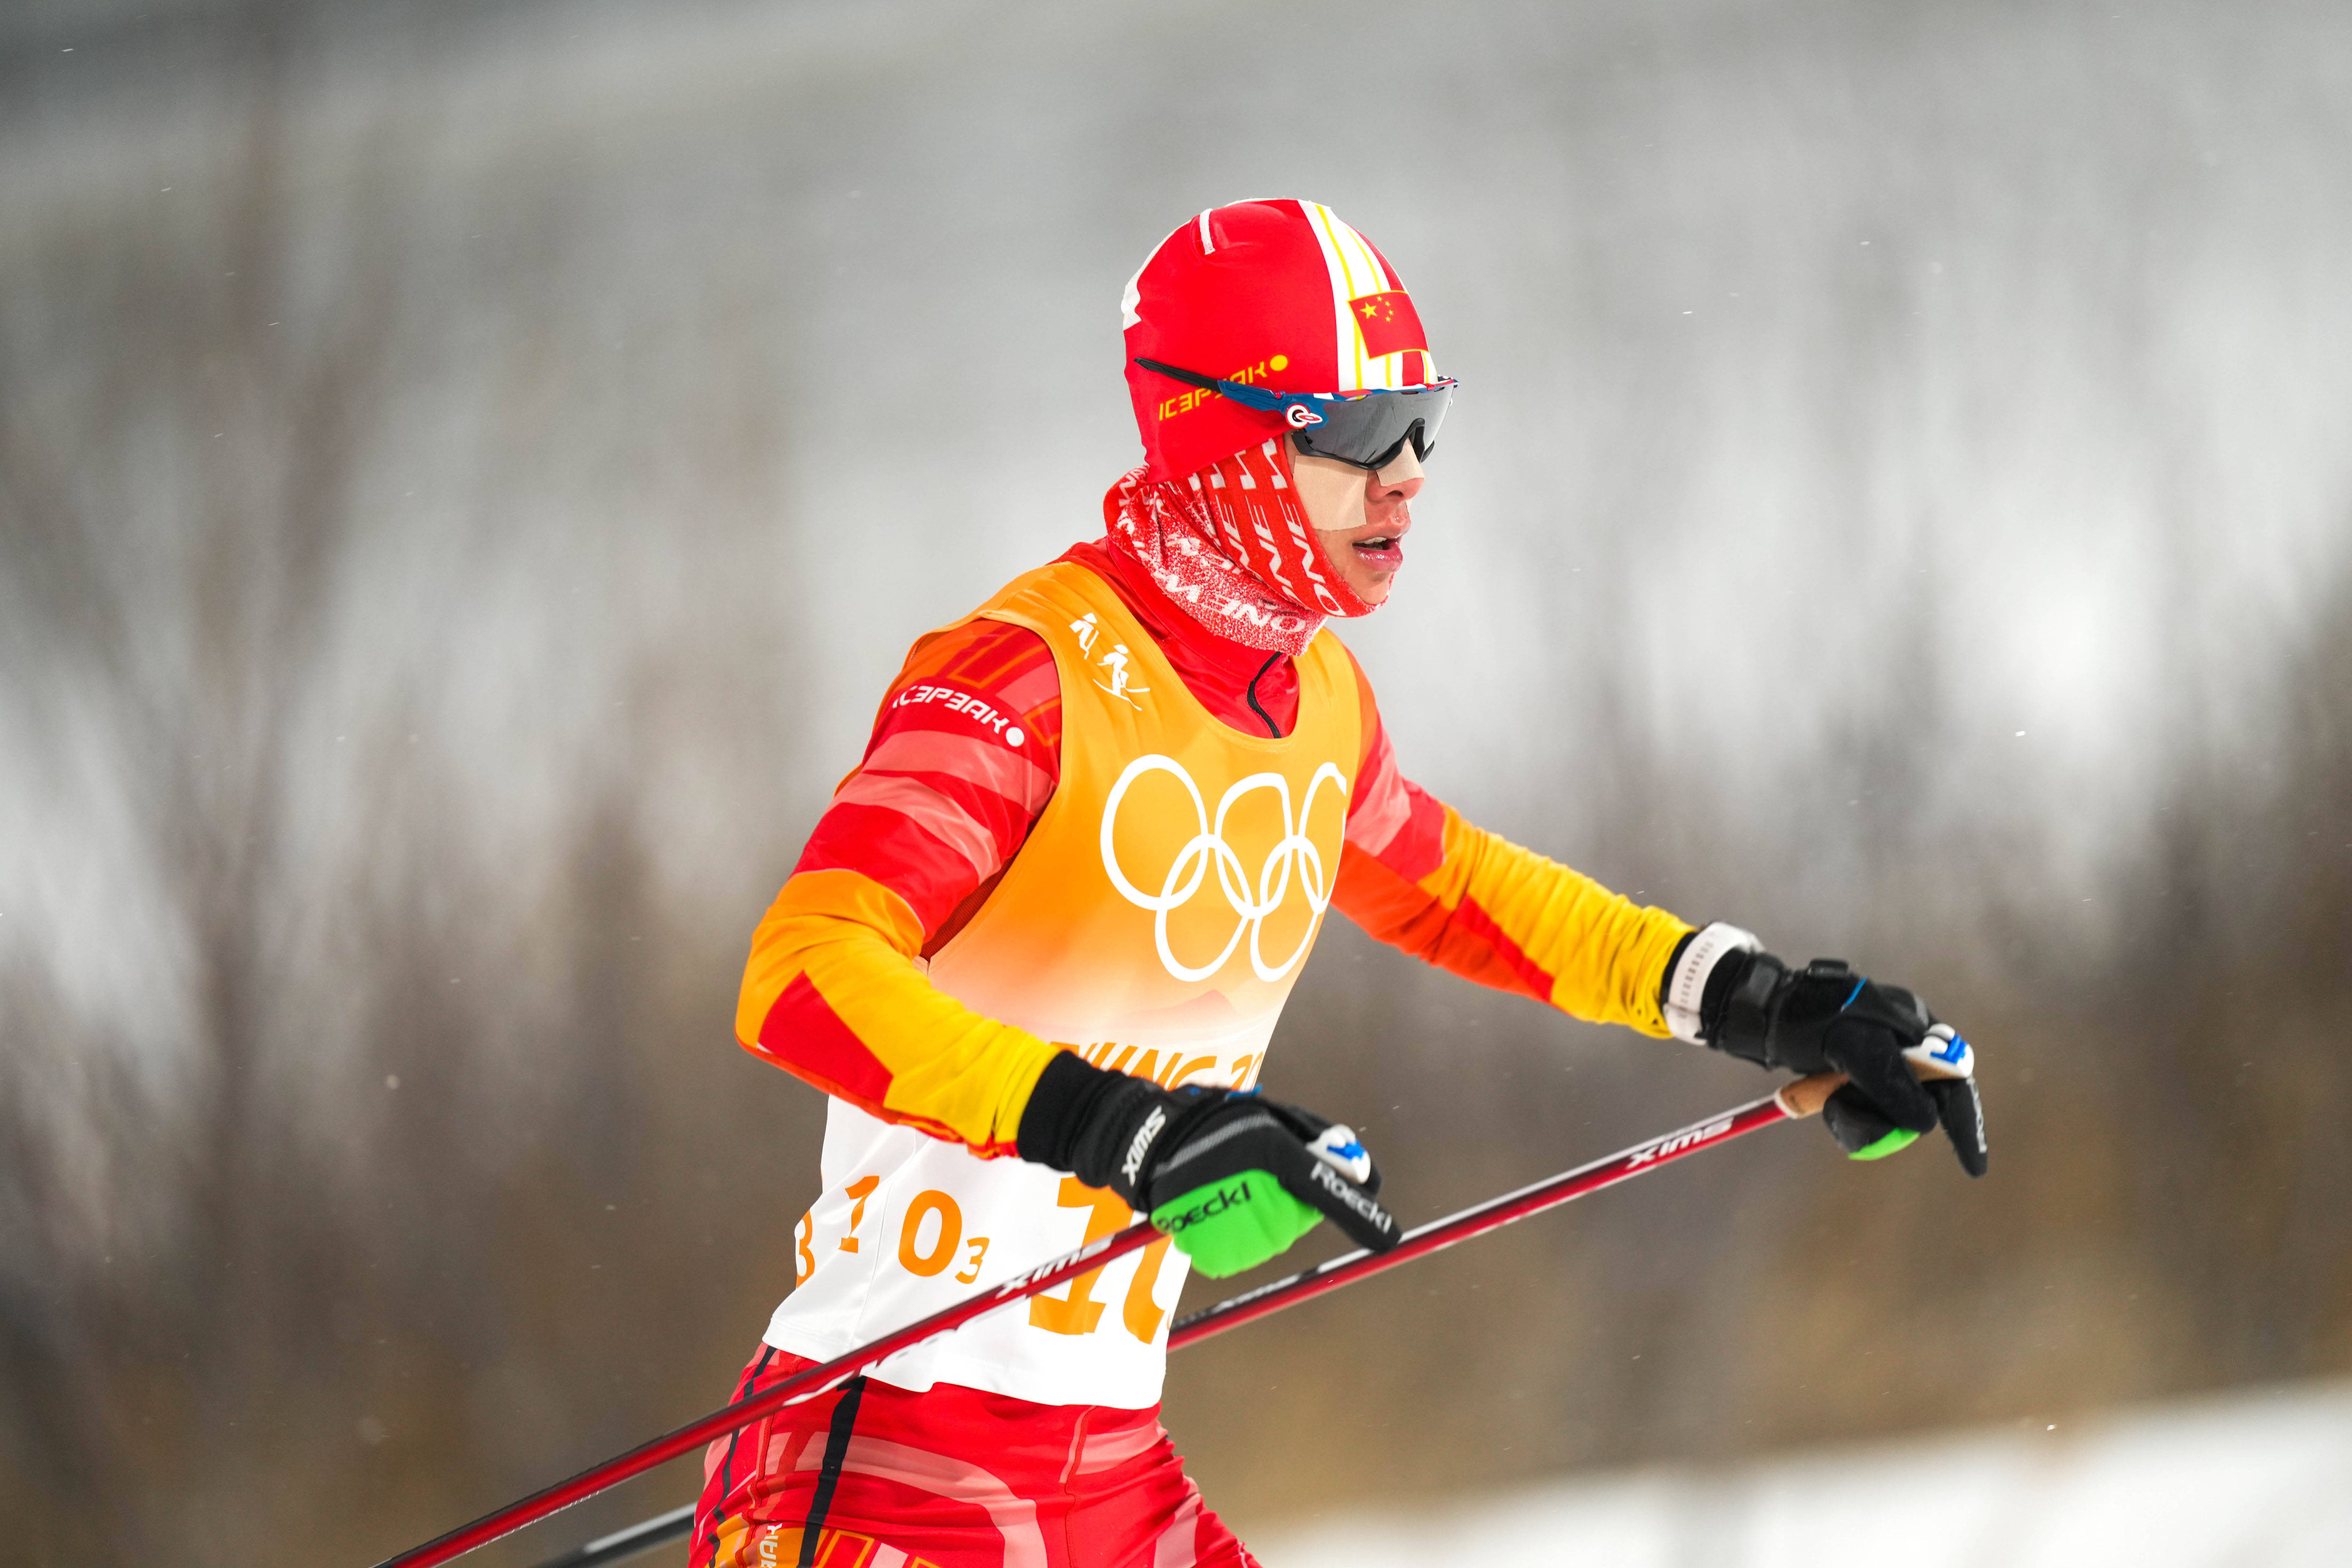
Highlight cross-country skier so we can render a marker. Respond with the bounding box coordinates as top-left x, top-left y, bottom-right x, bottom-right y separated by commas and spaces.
692, 199, 1988, 1568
